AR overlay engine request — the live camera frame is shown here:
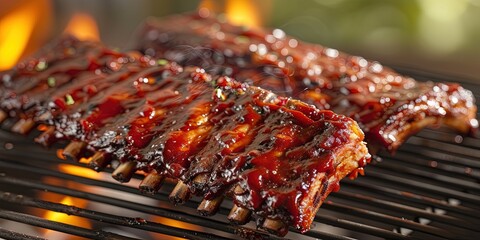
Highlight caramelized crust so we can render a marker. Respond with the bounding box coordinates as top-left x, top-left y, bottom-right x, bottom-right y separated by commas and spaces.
137, 13, 478, 152
0, 36, 370, 233
0, 36, 141, 118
